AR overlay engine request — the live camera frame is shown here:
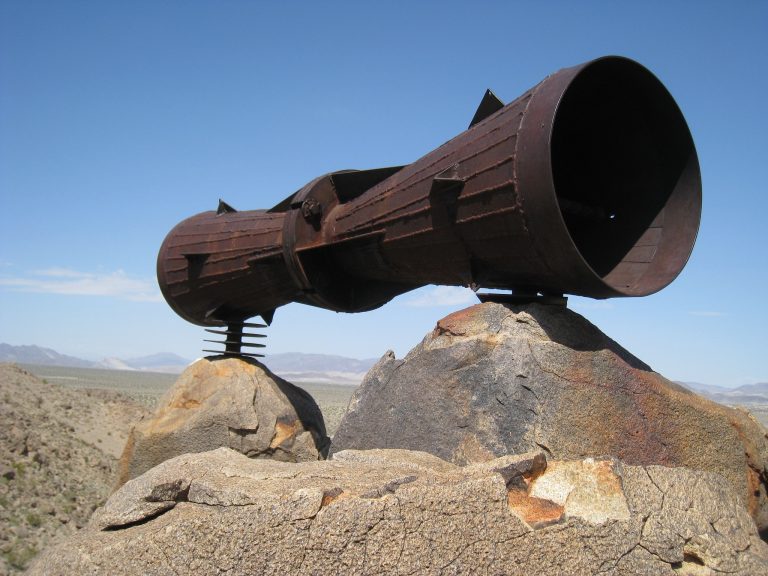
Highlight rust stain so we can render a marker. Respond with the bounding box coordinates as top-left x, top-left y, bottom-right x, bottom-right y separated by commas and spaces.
171, 398, 201, 409
545, 350, 766, 528
728, 414, 767, 519
591, 460, 624, 493
270, 419, 300, 449
746, 466, 761, 517
436, 304, 484, 336
320, 487, 345, 508
212, 359, 259, 379
507, 488, 564, 528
